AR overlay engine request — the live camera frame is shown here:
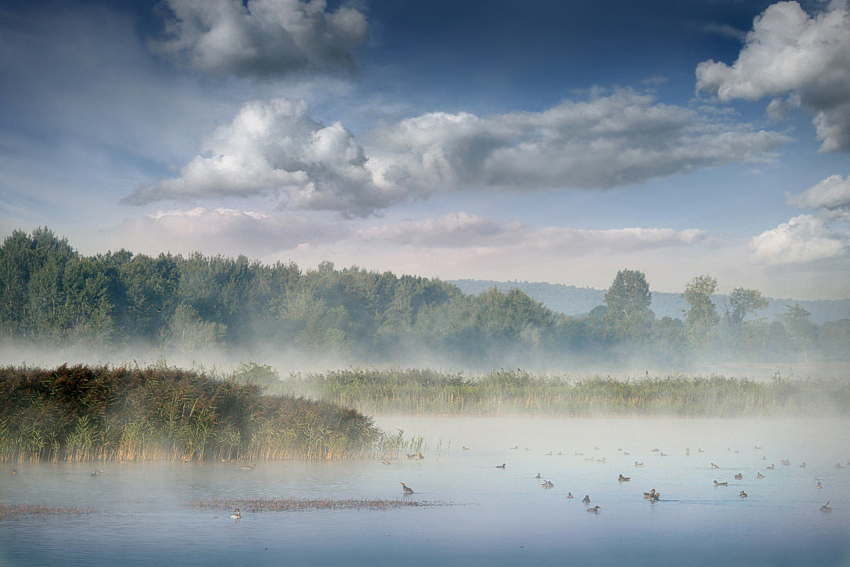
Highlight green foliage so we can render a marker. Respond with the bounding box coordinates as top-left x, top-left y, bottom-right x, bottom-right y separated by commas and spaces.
0, 364, 379, 463
728, 288, 768, 325
0, 228, 848, 365
682, 275, 719, 345
280, 367, 850, 418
